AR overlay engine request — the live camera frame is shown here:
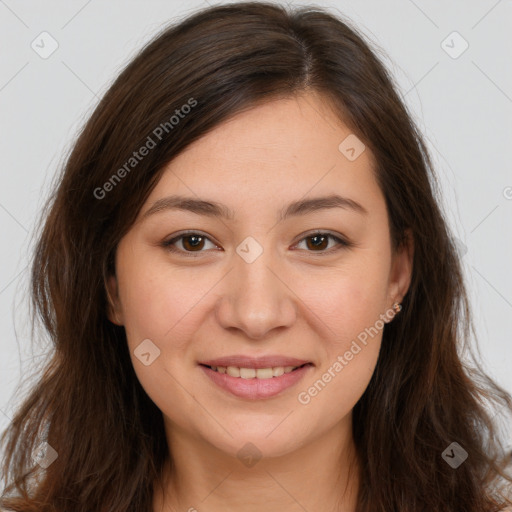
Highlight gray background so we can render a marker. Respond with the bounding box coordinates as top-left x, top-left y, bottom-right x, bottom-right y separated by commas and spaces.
1, 0, 511, 454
